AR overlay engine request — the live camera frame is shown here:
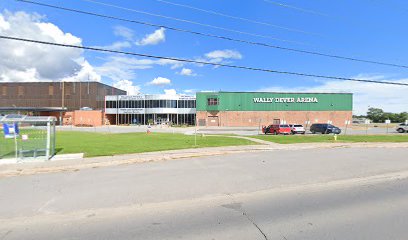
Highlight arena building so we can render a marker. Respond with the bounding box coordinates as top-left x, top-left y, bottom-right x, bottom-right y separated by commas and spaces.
105, 94, 196, 125
196, 92, 353, 127
0, 81, 126, 125
0, 81, 353, 127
